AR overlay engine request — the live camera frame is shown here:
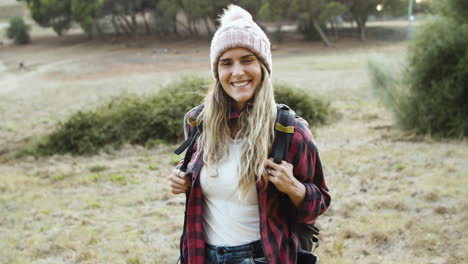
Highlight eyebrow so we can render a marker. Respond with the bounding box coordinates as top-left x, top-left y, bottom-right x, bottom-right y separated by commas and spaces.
219, 54, 256, 62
